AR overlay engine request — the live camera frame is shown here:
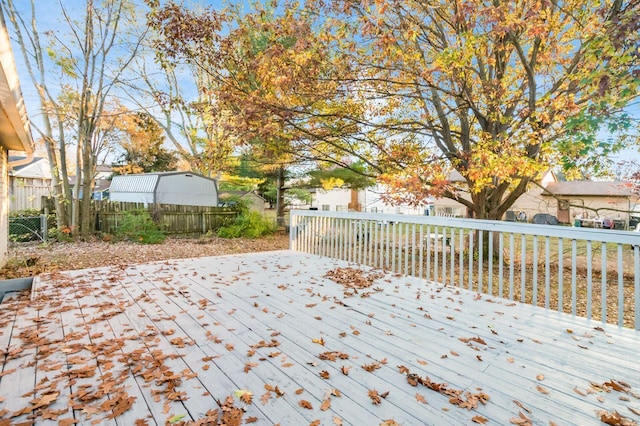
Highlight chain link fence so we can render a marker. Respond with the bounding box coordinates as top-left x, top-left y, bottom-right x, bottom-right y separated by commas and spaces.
9, 215, 48, 242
